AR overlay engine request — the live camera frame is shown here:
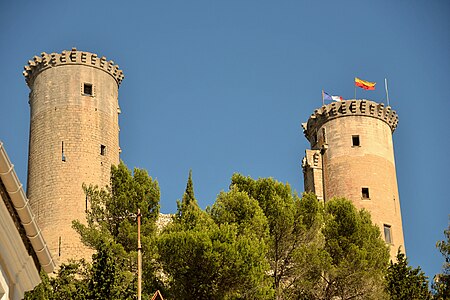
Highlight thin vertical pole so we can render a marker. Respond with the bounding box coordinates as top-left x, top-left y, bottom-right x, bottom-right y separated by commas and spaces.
385, 78, 390, 106
137, 209, 142, 300
322, 90, 324, 106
